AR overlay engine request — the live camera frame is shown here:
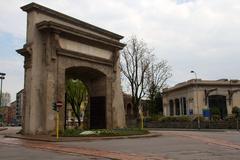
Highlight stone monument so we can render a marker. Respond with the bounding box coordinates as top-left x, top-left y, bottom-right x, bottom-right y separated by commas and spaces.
17, 3, 126, 135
